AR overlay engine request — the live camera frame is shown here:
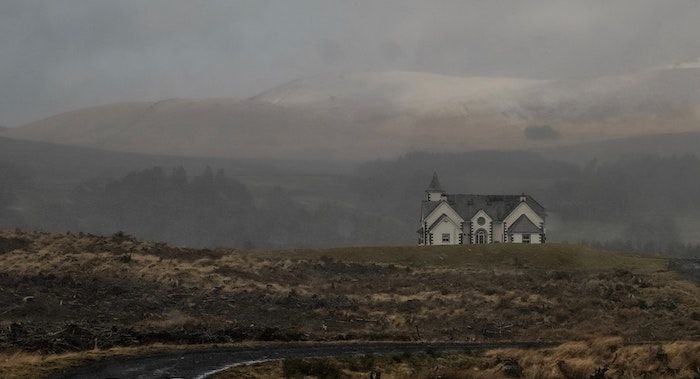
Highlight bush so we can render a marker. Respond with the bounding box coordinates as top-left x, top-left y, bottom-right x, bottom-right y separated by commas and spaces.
347, 353, 376, 371
282, 357, 341, 378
